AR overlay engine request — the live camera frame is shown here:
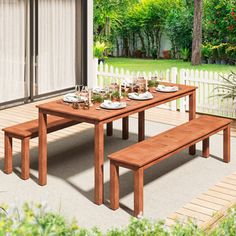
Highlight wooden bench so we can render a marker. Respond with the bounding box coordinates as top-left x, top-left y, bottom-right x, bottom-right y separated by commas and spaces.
108, 116, 232, 217
3, 116, 79, 180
